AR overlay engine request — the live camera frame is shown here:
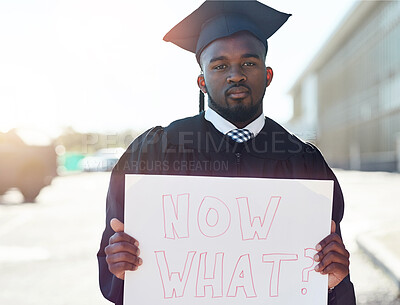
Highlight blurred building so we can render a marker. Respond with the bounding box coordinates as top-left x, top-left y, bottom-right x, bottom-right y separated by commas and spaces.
288, 1, 400, 172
